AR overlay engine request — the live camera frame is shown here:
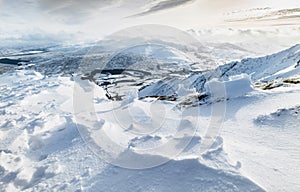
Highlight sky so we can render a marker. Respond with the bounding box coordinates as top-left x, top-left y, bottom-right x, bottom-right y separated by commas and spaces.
0, 0, 300, 43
